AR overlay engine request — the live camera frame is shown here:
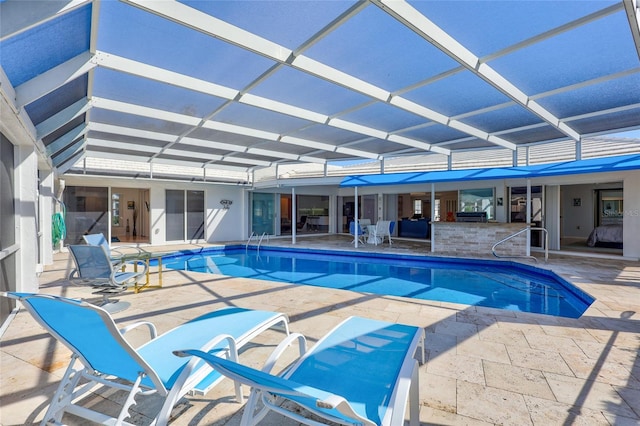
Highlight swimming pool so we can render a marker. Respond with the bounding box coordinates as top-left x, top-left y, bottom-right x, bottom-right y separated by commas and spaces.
158, 246, 594, 318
